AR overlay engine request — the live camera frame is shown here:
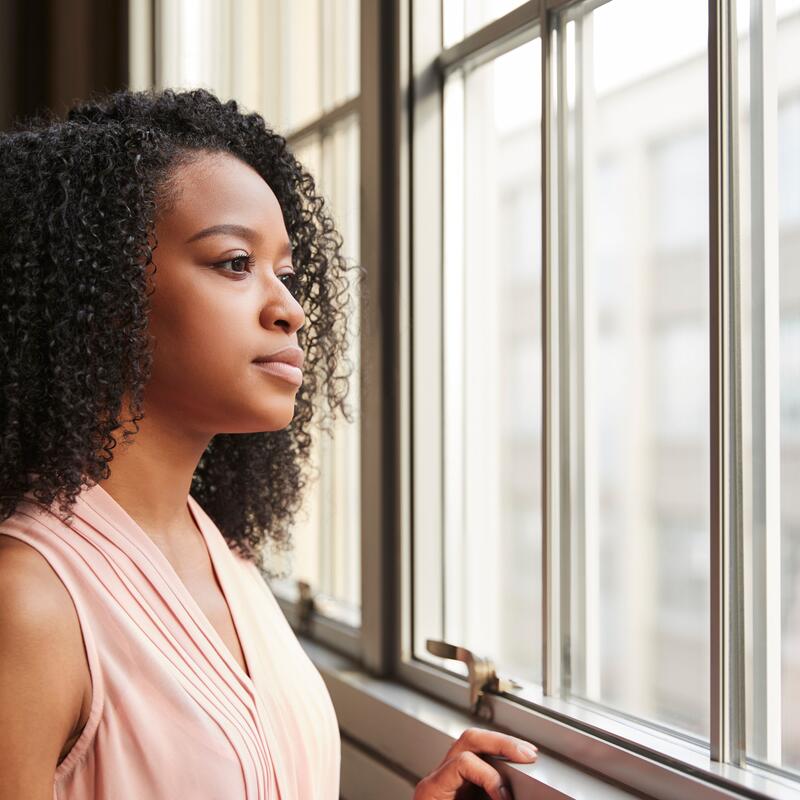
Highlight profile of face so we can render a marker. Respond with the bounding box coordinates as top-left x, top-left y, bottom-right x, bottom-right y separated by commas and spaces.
142, 150, 306, 437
